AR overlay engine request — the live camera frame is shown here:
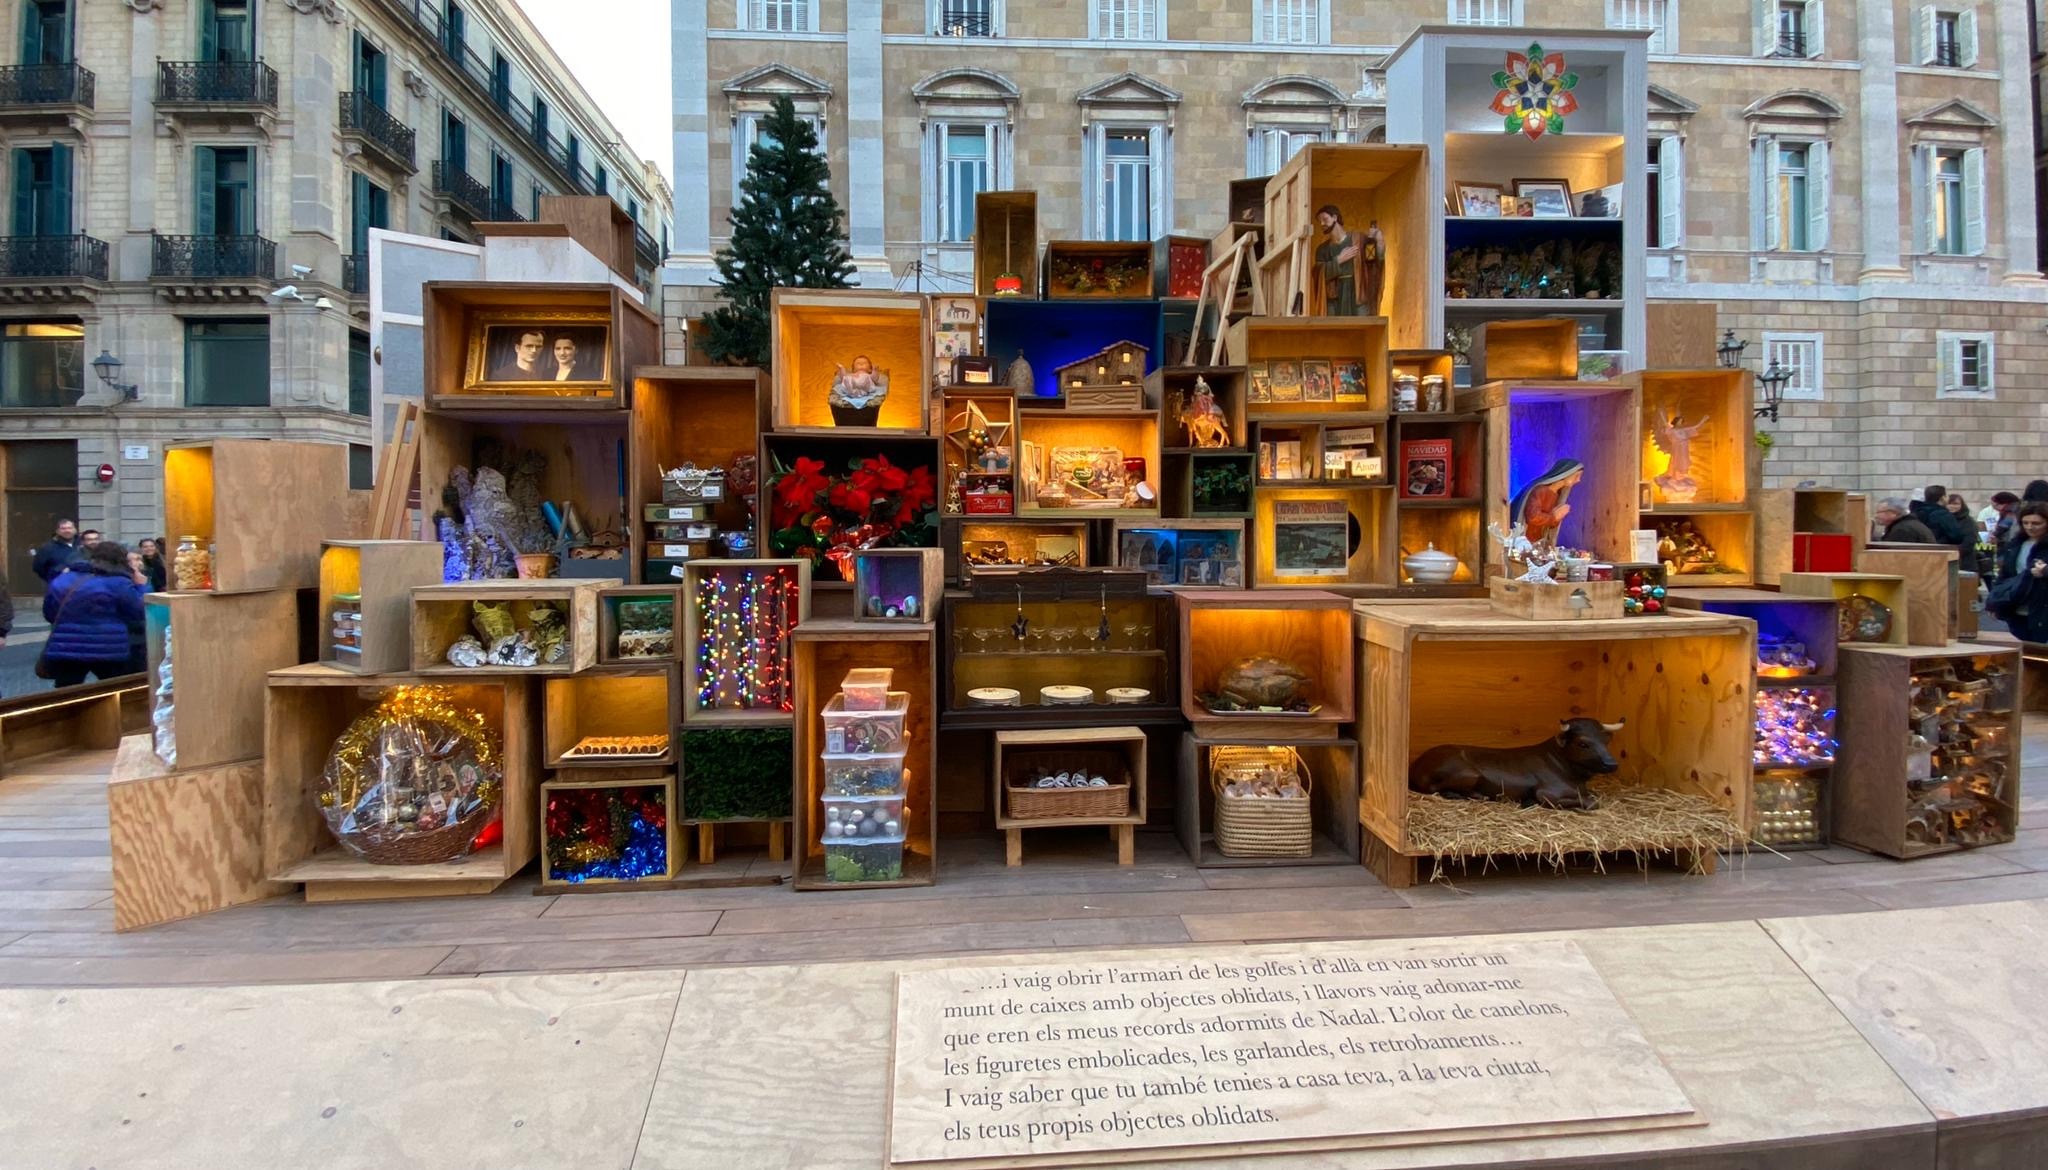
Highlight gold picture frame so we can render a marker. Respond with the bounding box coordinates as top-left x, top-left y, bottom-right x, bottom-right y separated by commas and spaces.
462, 309, 615, 397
